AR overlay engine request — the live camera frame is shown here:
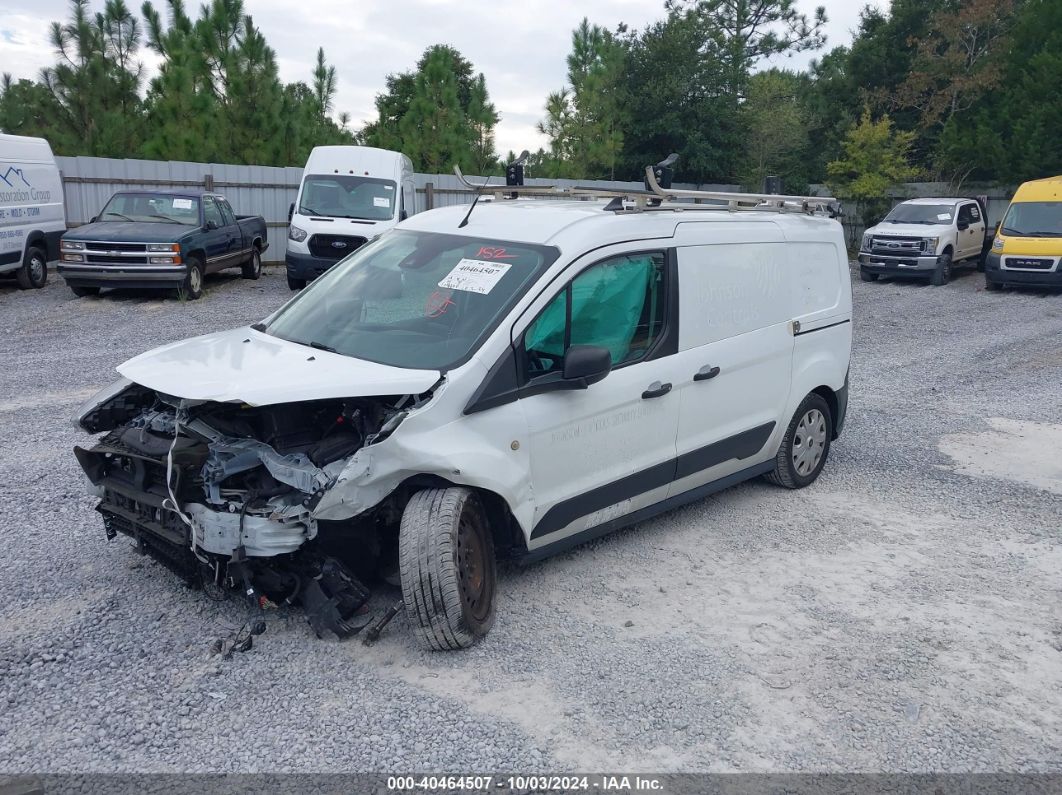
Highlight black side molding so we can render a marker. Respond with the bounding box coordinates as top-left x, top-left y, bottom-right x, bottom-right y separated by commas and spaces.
794, 318, 851, 336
